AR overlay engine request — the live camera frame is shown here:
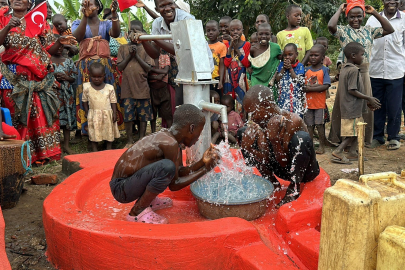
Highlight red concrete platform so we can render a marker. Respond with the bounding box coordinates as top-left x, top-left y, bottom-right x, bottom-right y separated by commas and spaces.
0, 207, 11, 270
44, 149, 330, 270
